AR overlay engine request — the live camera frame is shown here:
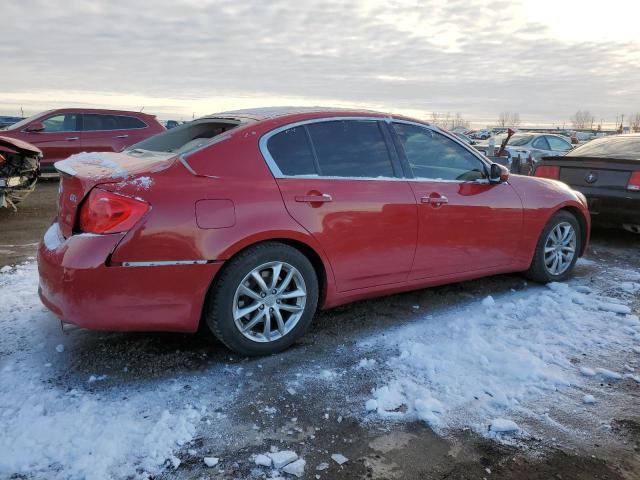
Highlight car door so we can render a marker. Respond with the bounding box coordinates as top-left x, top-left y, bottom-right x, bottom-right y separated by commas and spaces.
390, 122, 523, 280
79, 114, 119, 153
530, 135, 553, 161
262, 118, 418, 292
23, 112, 83, 166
